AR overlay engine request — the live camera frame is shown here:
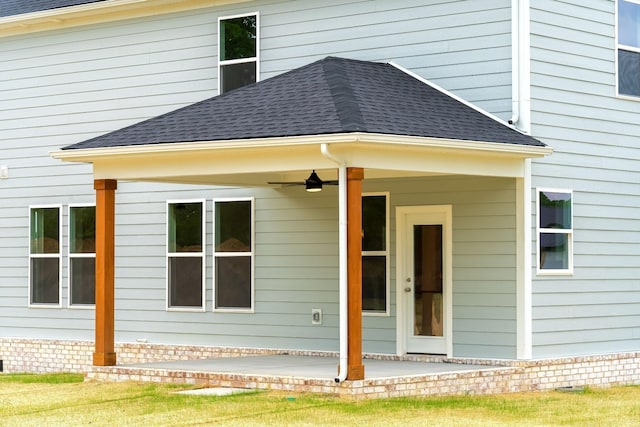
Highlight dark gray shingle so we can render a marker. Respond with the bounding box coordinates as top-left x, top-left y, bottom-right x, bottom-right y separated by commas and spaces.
0, 0, 106, 17
63, 57, 545, 150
